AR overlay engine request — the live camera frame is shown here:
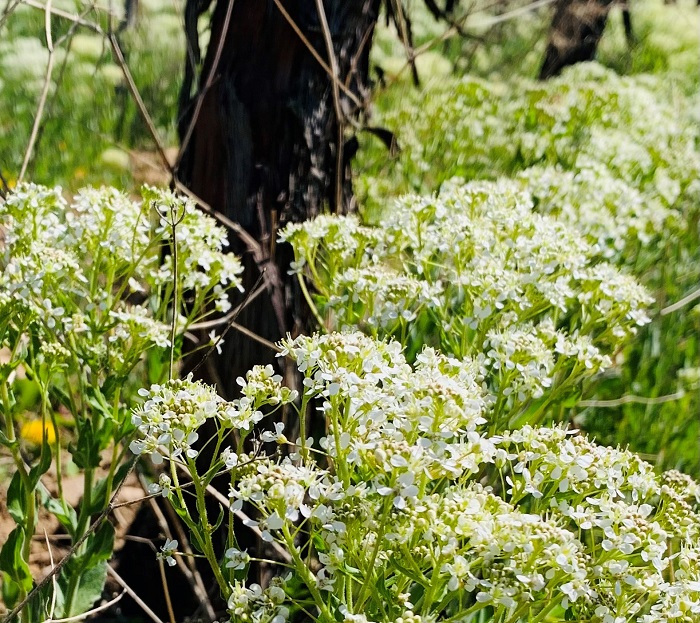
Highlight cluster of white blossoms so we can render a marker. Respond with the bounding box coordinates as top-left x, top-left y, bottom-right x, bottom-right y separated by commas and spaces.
0, 184, 243, 374
357, 63, 700, 213
282, 180, 652, 425
156, 332, 700, 623
518, 162, 673, 260
130, 370, 297, 464
144, 186, 244, 313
